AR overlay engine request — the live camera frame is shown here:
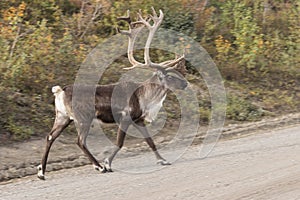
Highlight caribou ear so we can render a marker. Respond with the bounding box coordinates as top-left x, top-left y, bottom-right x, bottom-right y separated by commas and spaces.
174, 55, 187, 76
